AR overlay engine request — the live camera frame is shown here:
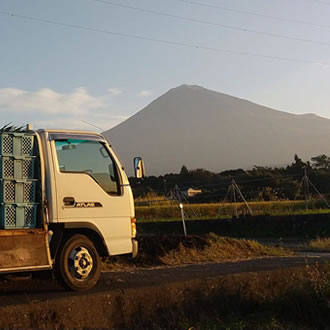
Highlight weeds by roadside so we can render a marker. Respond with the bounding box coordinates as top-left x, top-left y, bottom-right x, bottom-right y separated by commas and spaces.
160, 234, 290, 265
130, 263, 330, 330
102, 234, 291, 271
